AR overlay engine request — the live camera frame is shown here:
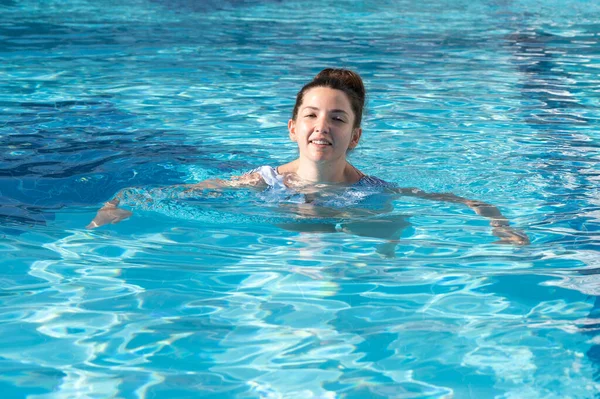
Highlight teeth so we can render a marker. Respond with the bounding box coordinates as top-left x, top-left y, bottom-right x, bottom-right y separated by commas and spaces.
311, 140, 330, 145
